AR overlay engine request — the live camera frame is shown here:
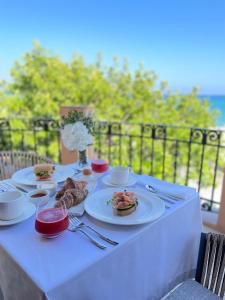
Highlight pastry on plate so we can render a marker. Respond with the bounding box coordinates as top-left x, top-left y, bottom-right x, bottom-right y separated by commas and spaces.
112, 191, 138, 216
55, 177, 88, 209
34, 164, 55, 181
